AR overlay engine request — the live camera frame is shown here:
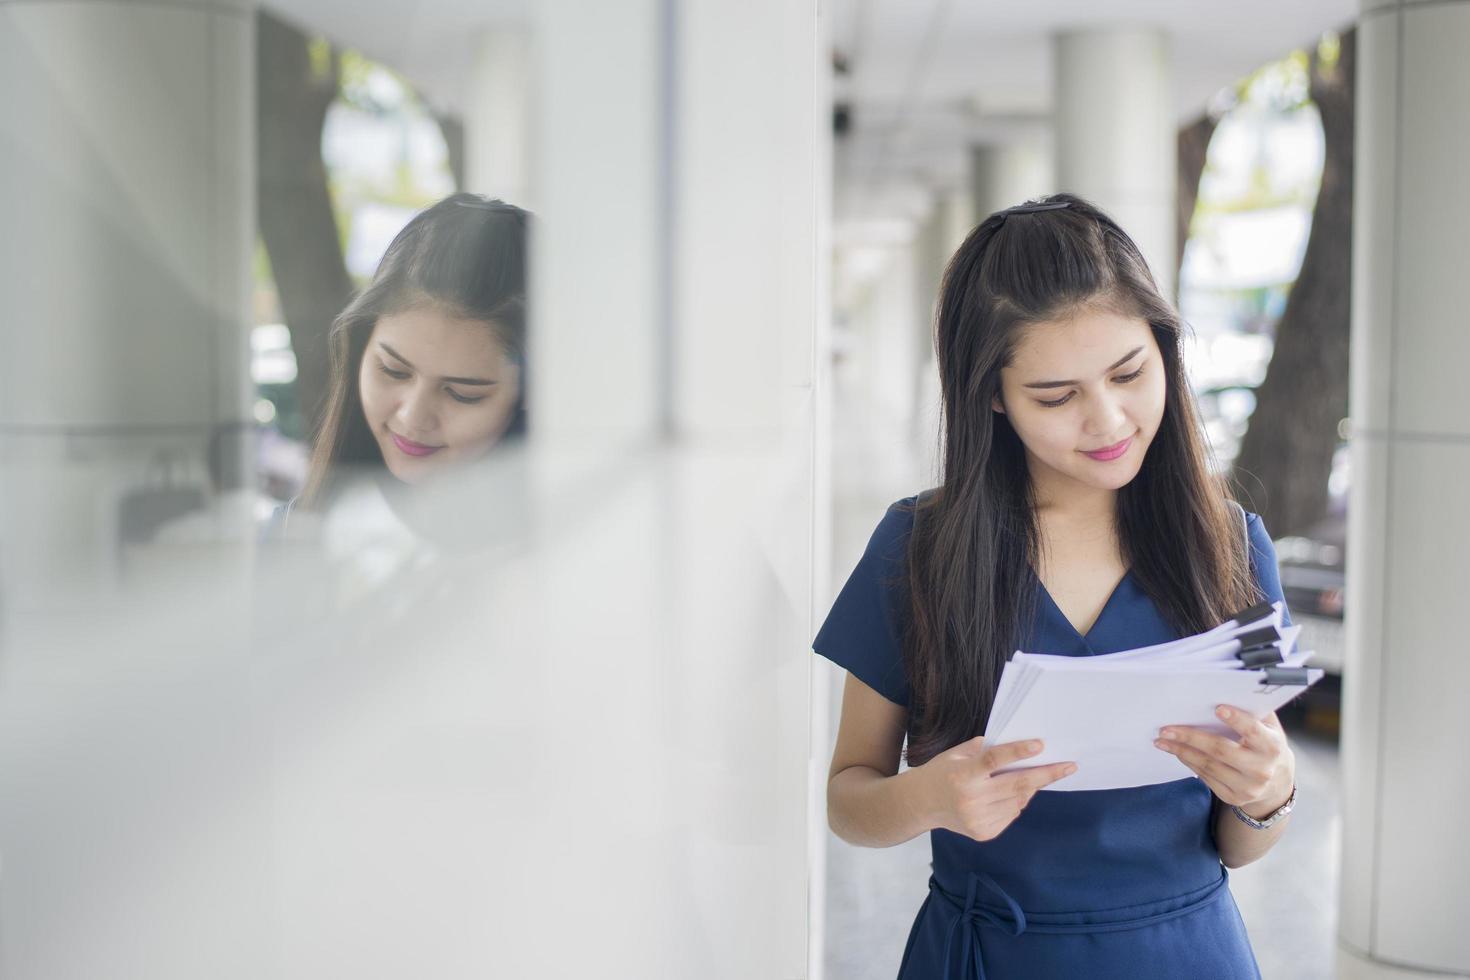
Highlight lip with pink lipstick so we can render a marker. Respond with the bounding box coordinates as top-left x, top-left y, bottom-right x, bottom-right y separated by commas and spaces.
390, 431, 444, 457
1082, 434, 1134, 461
